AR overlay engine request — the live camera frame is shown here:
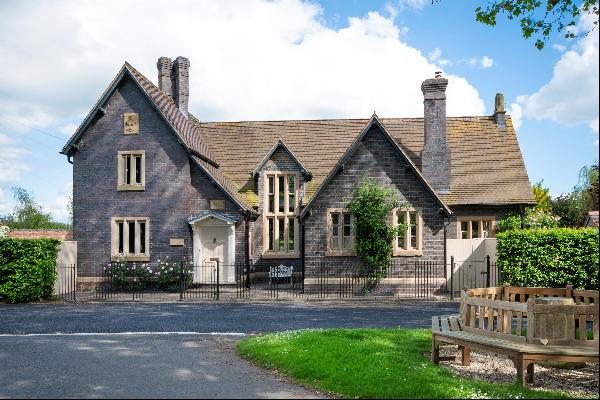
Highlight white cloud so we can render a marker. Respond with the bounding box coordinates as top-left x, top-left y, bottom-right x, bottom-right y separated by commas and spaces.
428, 48, 450, 66
552, 43, 567, 52
0, 187, 13, 216
507, 101, 524, 129
42, 183, 72, 223
513, 13, 598, 142
0, 146, 30, 183
58, 123, 79, 136
395, 0, 429, 10
480, 56, 494, 68
0, 0, 486, 128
